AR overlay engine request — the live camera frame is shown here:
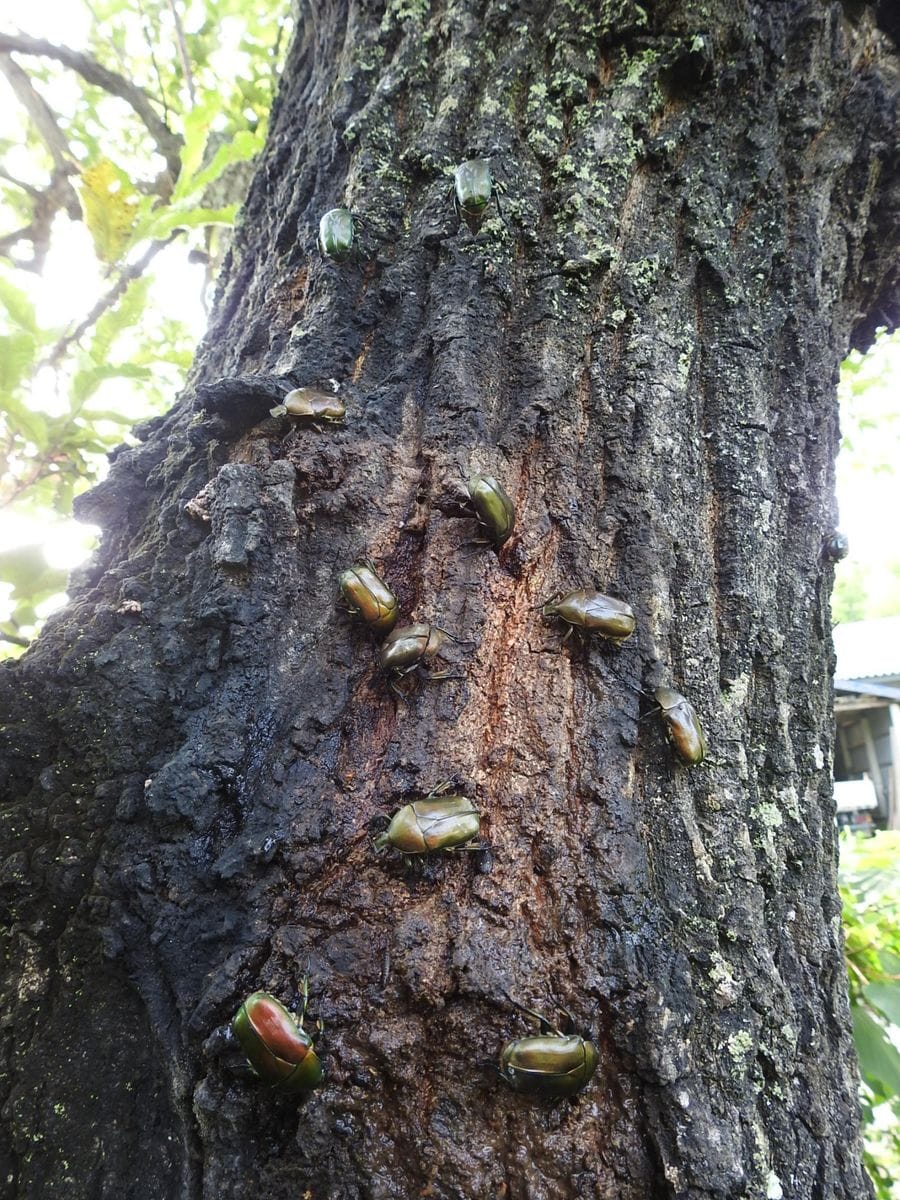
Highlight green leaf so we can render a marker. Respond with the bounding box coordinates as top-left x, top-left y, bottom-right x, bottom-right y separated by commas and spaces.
77, 407, 142, 423
865, 982, 900, 1029
176, 98, 222, 183
853, 1005, 900, 1099
87, 274, 153, 367
71, 362, 153, 407
79, 159, 140, 264
0, 333, 37, 394
0, 545, 68, 603
173, 128, 260, 202
136, 204, 237, 242
0, 391, 49, 449
0, 275, 38, 333
133, 348, 193, 370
